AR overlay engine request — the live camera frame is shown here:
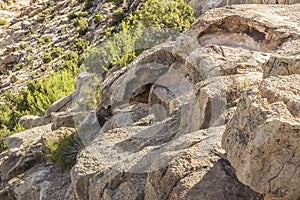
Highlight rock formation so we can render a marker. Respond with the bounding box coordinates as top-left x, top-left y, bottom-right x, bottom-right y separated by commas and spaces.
0, 2, 299, 200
